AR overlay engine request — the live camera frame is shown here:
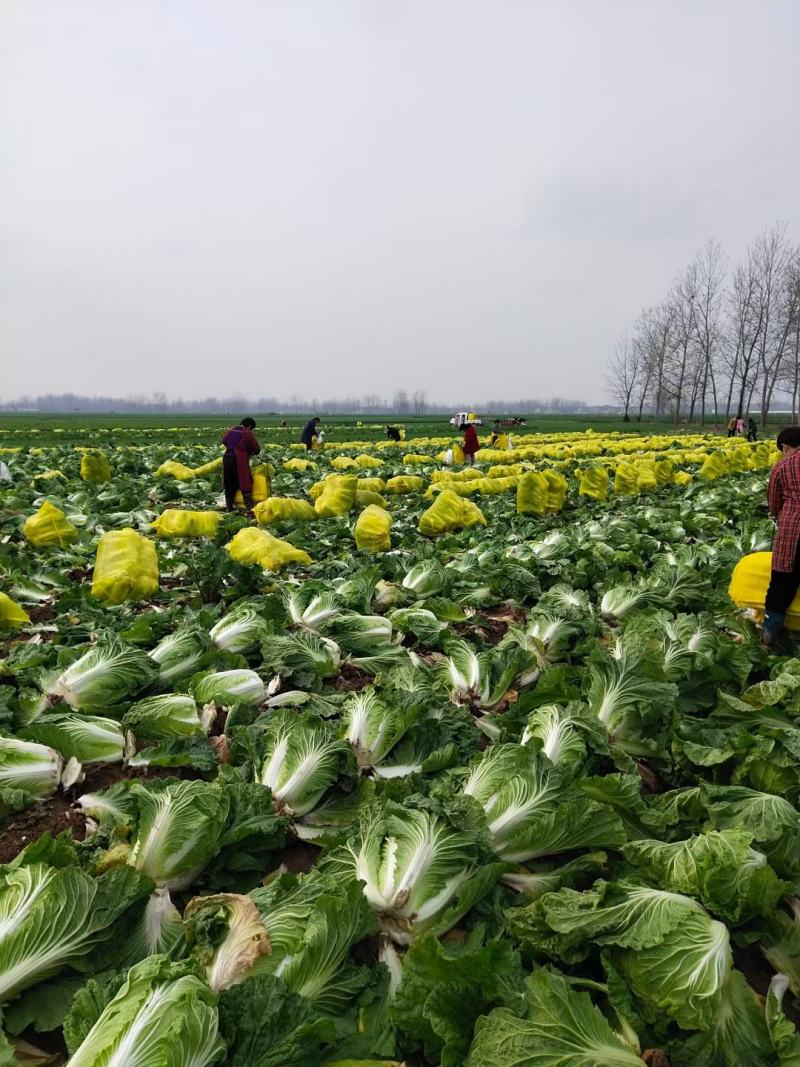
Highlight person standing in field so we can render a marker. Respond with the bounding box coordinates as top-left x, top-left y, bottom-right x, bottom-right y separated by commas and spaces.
301, 417, 320, 450
462, 423, 480, 466
736, 414, 745, 436
221, 417, 260, 512
748, 417, 758, 442
762, 426, 800, 648
727, 416, 736, 437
